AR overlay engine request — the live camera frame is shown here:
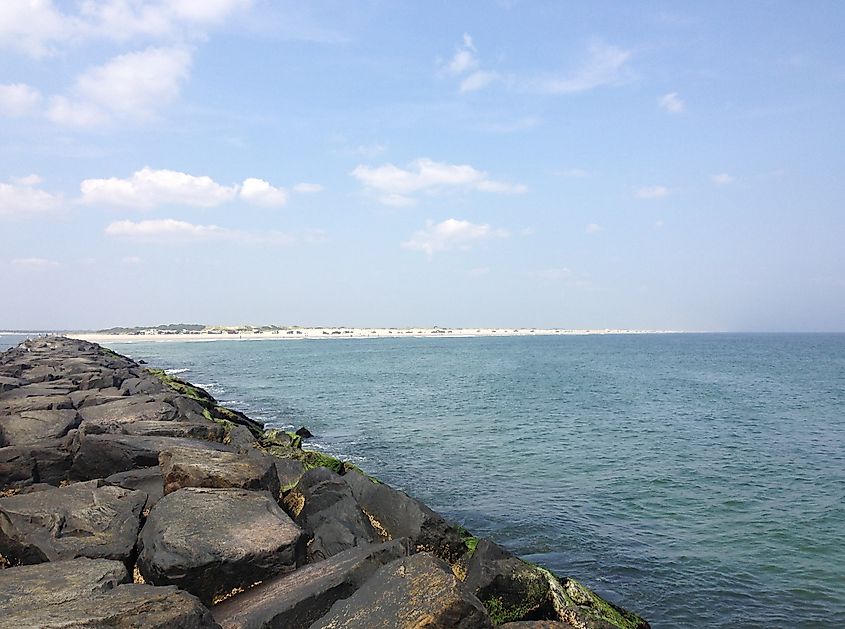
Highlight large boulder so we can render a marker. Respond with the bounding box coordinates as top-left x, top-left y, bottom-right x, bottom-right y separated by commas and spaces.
0, 394, 73, 414
15, 582, 221, 628
0, 409, 80, 446
138, 487, 306, 605
212, 540, 408, 629
342, 468, 467, 563
159, 446, 279, 496
70, 433, 234, 480
285, 467, 378, 562
310, 552, 492, 629
0, 557, 128, 618
77, 395, 179, 425
0, 479, 145, 566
